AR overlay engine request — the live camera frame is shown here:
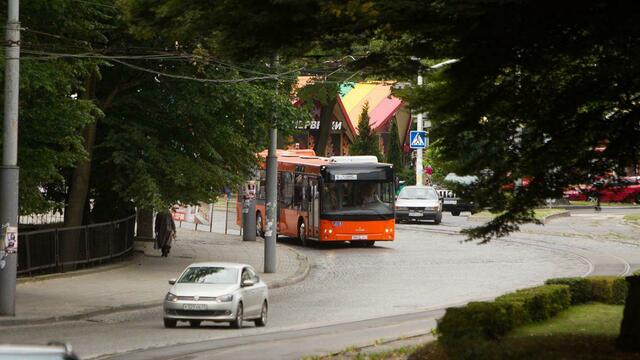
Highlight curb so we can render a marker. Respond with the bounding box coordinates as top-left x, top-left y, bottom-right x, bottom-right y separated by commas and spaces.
541, 210, 570, 224
268, 245, 311, 290
1, 244, 310, 327
467, 210, 571, 224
